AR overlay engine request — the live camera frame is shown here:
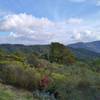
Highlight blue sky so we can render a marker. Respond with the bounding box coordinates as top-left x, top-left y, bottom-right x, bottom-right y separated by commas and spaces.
0, 0, 100, 44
